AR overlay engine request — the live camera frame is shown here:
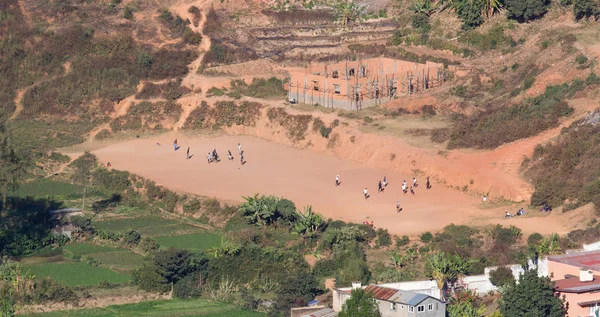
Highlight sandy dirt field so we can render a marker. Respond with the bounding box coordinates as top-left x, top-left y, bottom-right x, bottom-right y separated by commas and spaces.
87, 133, 583, 236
